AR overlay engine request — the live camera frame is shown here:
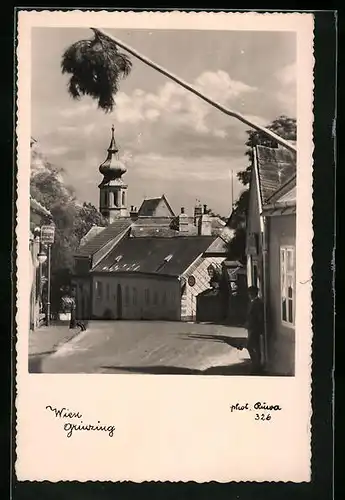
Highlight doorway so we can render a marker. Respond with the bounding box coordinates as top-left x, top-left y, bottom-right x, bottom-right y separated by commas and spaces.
117, 284, 122, 319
